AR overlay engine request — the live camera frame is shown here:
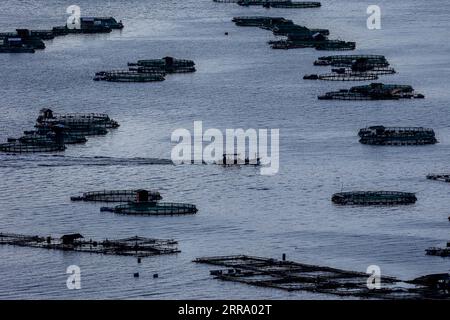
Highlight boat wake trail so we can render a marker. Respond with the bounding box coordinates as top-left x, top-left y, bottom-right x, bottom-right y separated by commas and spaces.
0, 155, 174, 168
